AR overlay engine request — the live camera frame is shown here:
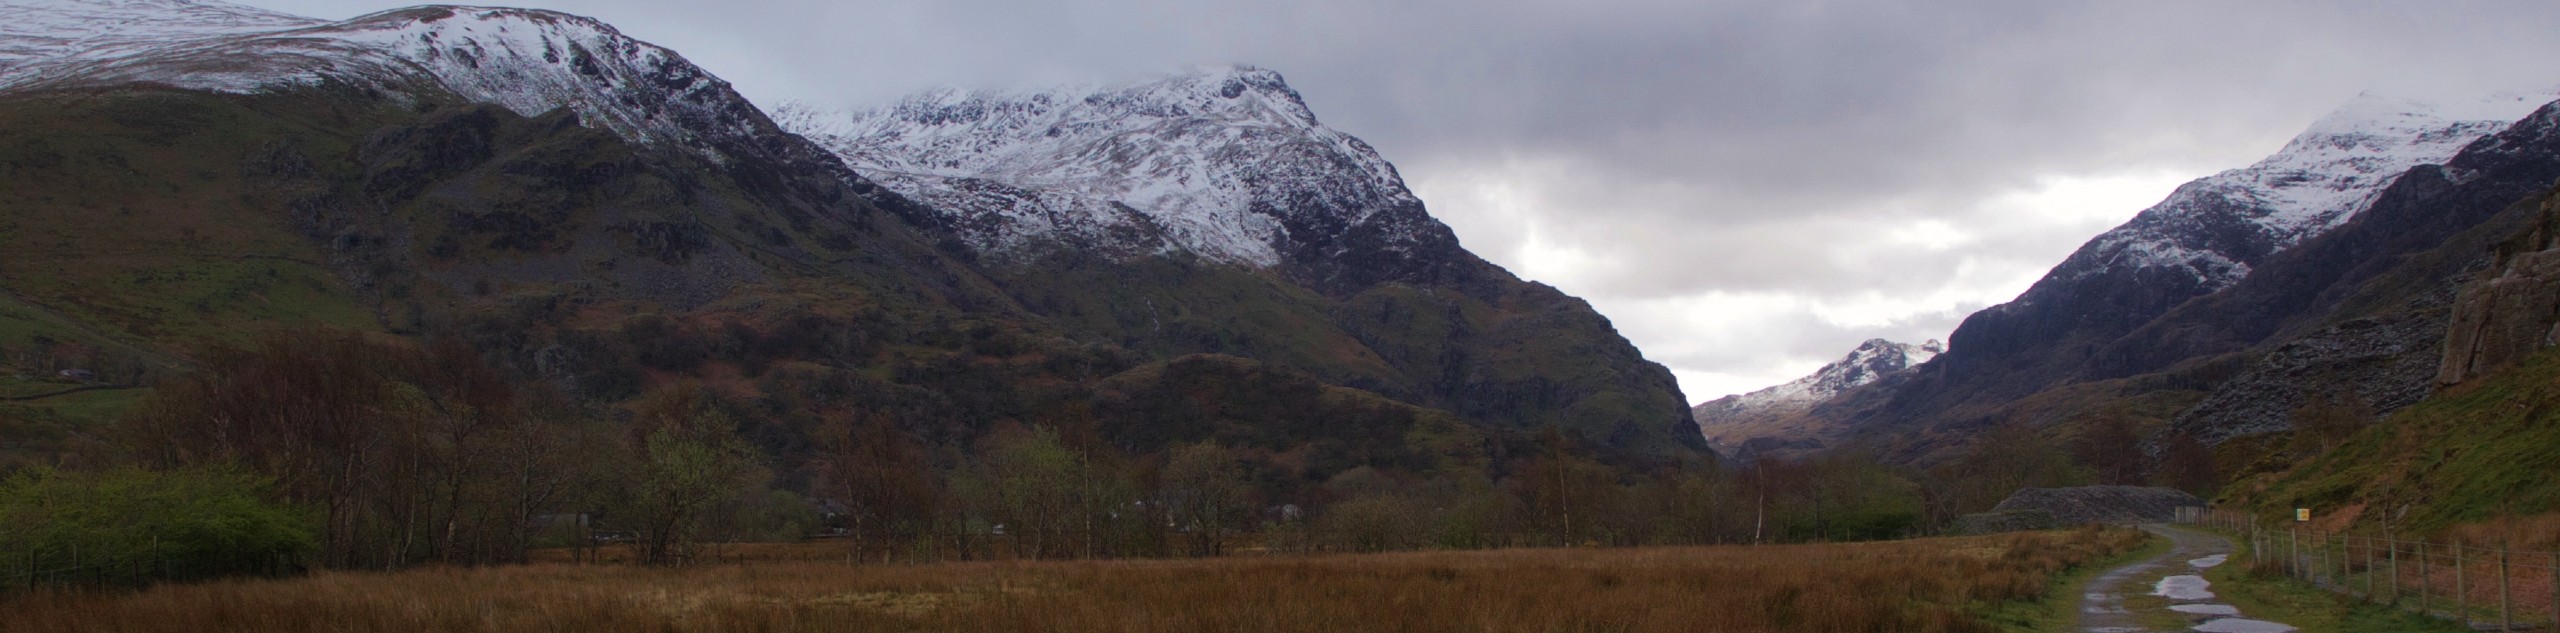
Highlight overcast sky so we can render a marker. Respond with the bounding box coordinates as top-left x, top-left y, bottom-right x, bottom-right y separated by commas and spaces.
256, 0, 2560, 401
